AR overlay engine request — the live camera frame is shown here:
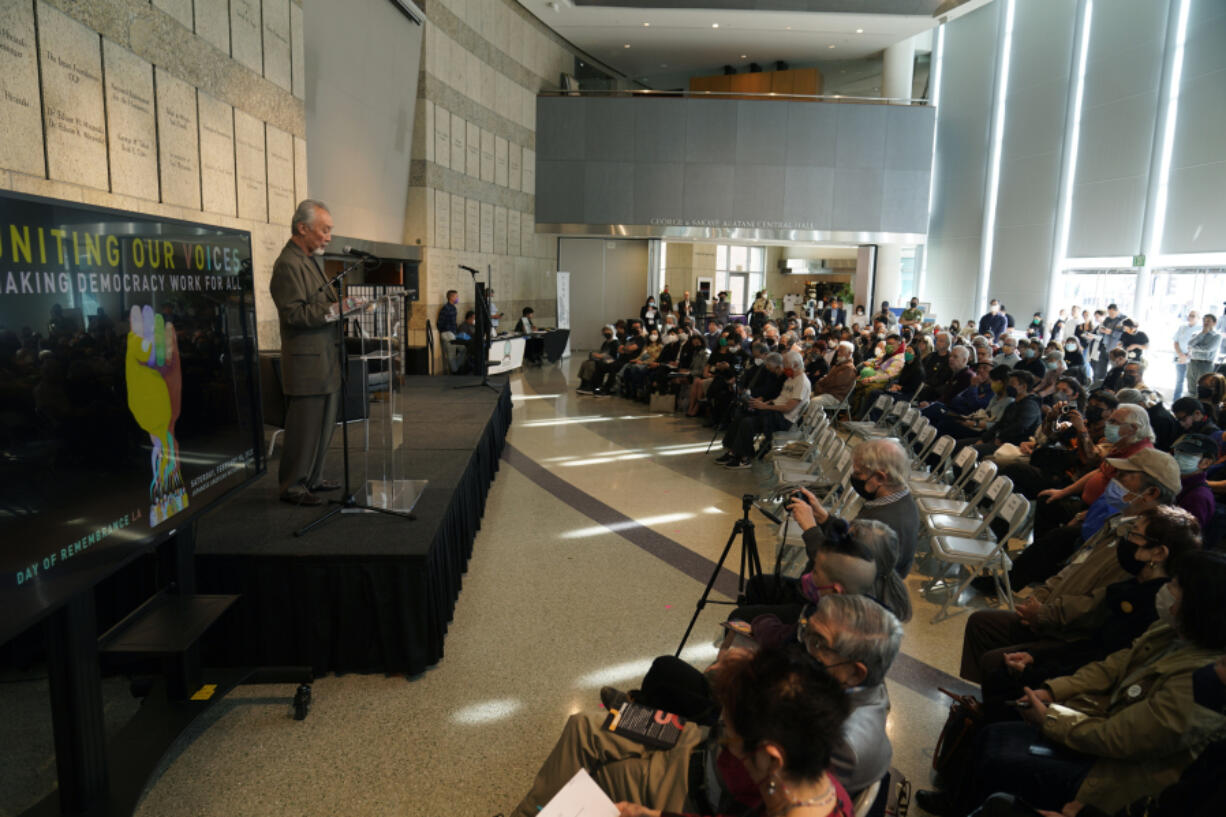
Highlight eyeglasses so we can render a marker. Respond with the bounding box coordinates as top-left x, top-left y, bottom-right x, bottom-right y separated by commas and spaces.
1126, 532, 1162, 549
